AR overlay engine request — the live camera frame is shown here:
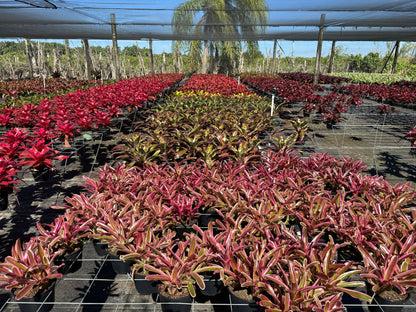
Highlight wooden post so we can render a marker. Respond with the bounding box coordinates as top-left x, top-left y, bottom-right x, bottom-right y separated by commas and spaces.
149, 38, 155, 74
52, 48, 58, 73
272, 39, 277, 75
82, 39, 93, 80
24, 39, 33, 79
37, 40, 45, 75
162, 51, 166, 73
277, 48, 282, 73
313, 14, 326, 85
65, 39, 69, 55
111, 13, 120, 81
391, 41, 400, 74
201, 41, 208, 73
238, 46, 244, 73
327, 40, 336, 74
291, 41, 295, 72
380, 42, 397, 74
